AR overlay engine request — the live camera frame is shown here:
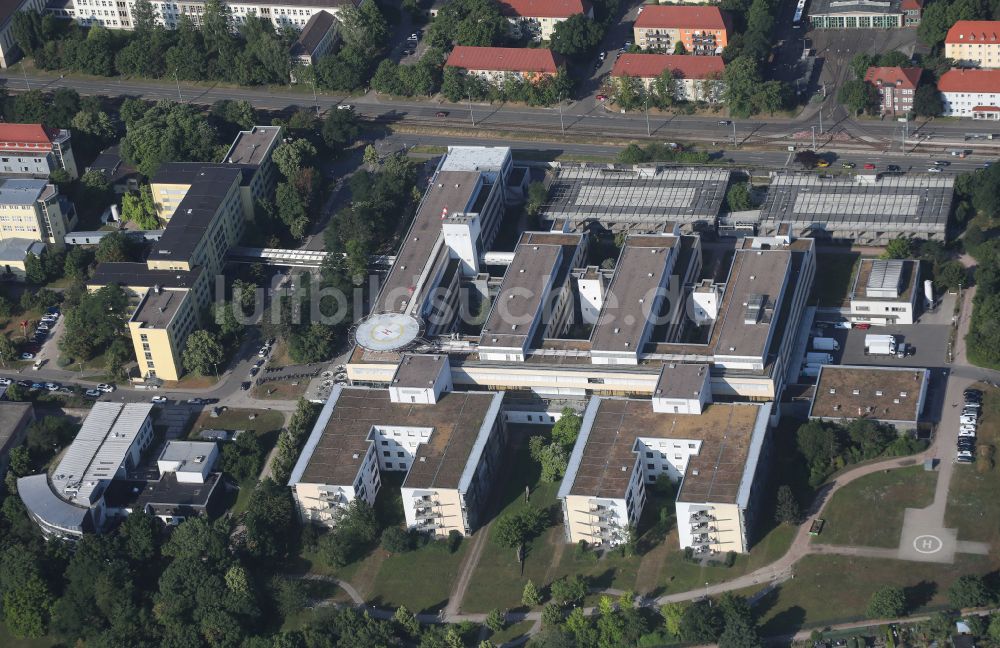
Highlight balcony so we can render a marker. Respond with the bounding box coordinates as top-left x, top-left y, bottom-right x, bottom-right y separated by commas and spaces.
689, 512, 715, 524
